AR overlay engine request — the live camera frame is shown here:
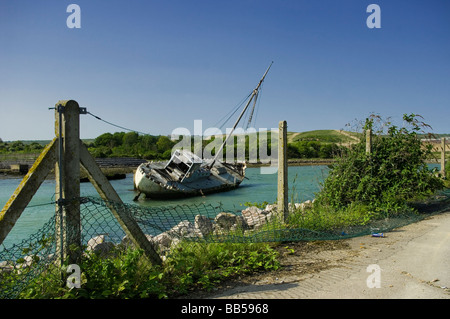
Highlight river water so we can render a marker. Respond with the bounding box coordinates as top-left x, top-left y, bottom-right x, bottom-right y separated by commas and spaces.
0, 165, 329, 248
